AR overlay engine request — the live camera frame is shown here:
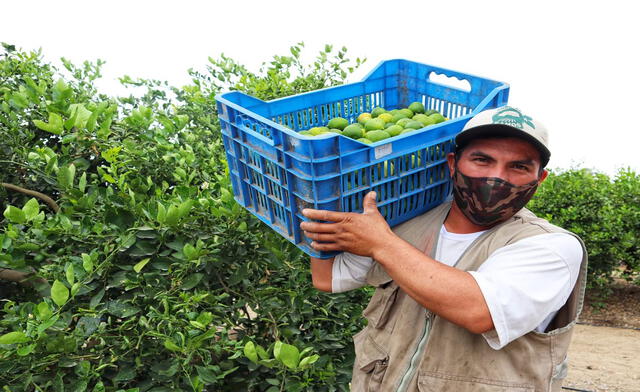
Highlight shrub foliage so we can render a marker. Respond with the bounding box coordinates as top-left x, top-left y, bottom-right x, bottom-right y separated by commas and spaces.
0, 42, 368, 391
